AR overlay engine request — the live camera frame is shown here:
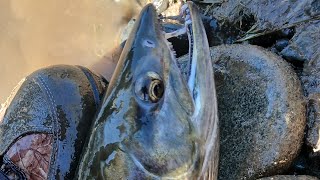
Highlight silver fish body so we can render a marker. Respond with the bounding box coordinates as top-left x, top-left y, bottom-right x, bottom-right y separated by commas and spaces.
76, 2, 219, 179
